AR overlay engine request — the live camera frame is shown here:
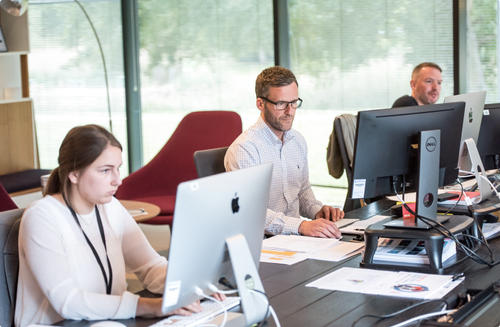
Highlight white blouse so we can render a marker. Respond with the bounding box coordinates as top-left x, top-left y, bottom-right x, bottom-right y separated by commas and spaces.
15, 196, 167, 327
